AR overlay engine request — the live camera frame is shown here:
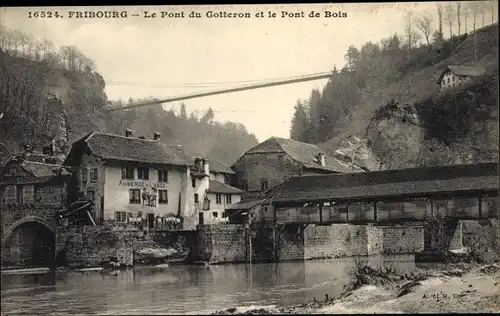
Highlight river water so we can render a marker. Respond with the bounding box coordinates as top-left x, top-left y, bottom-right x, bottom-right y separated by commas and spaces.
1, 255, 415, 315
